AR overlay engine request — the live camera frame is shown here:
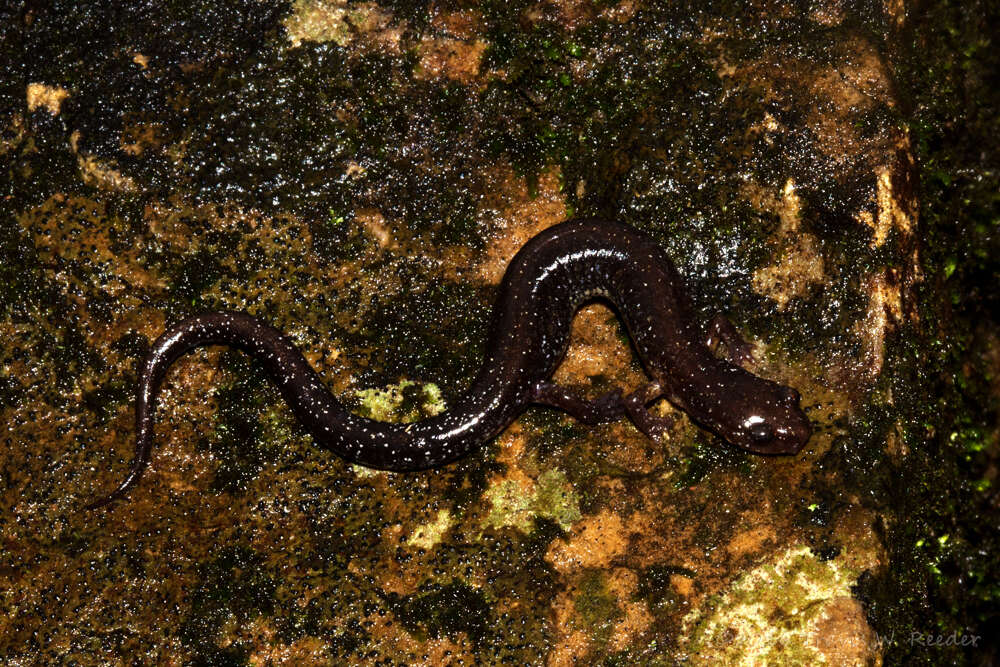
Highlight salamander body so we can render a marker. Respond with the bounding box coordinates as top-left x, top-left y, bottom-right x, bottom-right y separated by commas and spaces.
88, 218, 810, 508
